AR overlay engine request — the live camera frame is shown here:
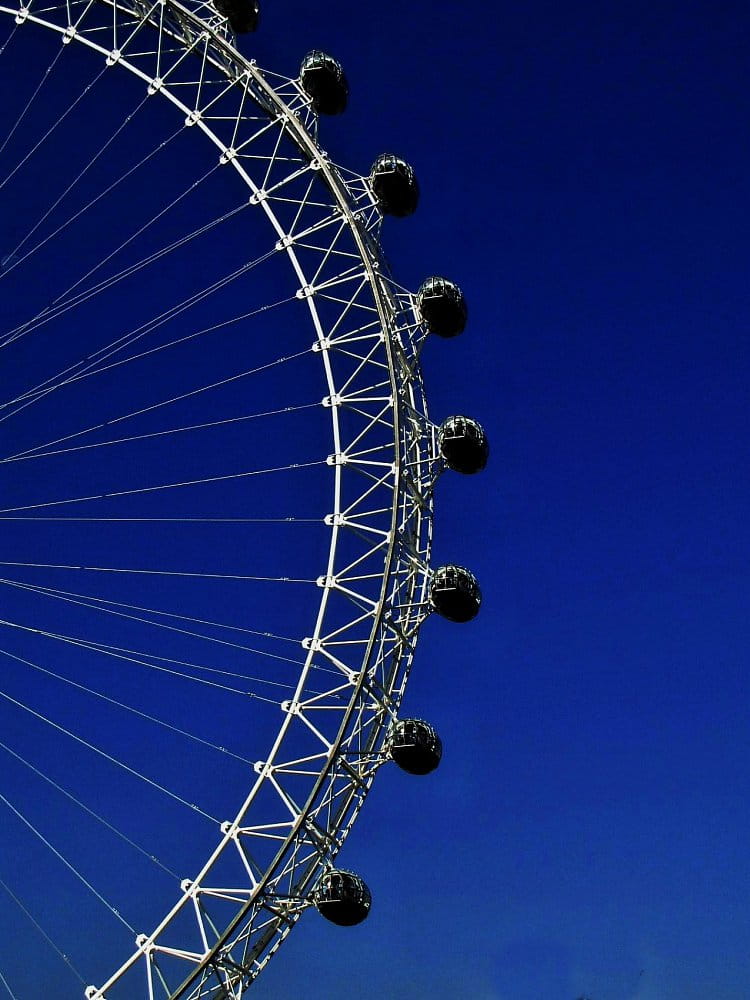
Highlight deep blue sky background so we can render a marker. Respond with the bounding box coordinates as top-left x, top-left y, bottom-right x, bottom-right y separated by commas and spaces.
3, 0, 750, 997
248, 1, 750, 998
